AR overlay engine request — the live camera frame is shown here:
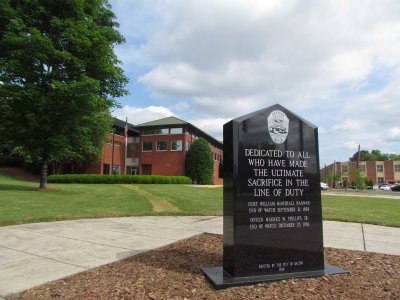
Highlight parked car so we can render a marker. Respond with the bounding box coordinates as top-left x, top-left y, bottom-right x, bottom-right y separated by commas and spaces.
320, 182, 329, 190
379, 184, 391, 191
